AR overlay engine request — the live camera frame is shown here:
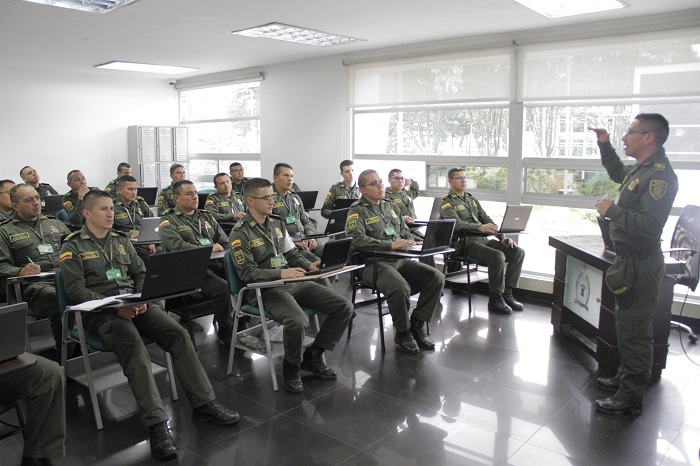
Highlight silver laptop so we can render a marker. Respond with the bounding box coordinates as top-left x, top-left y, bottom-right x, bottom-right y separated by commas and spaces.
0, 303, 27, 362
397, 219, 455, 253
130, 217, 161, 244
498, 205, 533, 233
